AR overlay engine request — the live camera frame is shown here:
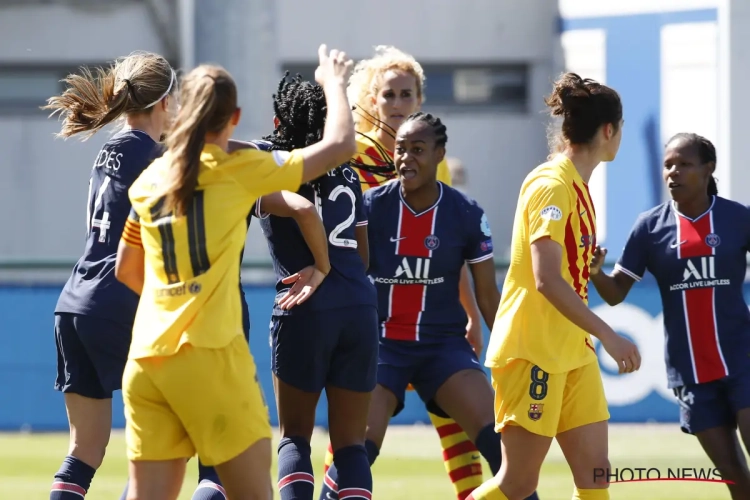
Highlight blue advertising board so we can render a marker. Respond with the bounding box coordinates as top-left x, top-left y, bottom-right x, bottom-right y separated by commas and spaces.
0, 274, 698, 431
